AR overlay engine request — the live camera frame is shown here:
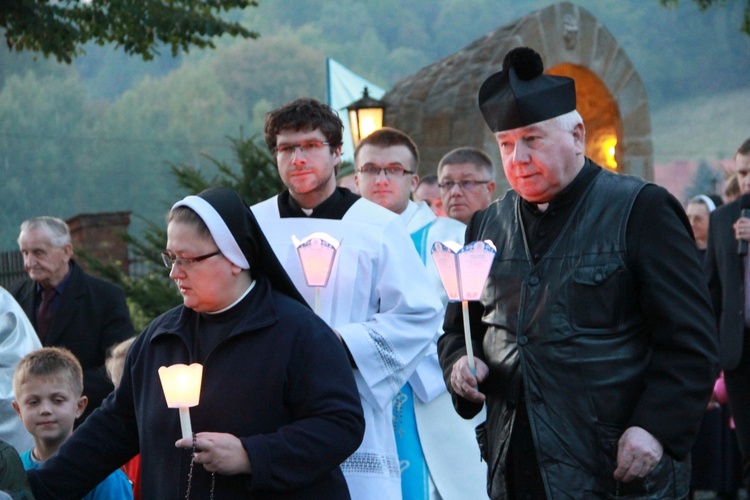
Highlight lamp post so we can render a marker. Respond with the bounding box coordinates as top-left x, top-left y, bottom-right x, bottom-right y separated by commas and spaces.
346, 87, 386, 147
